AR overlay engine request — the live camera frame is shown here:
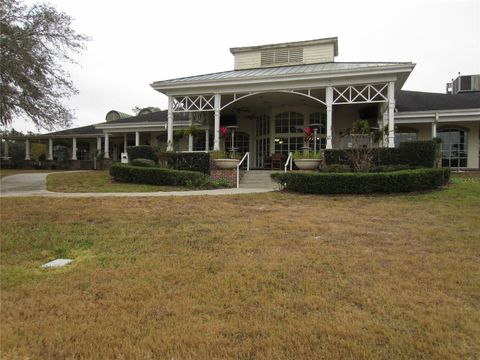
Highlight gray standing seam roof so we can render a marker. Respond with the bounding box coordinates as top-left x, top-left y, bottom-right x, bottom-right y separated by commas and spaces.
154, 62, 414, 85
